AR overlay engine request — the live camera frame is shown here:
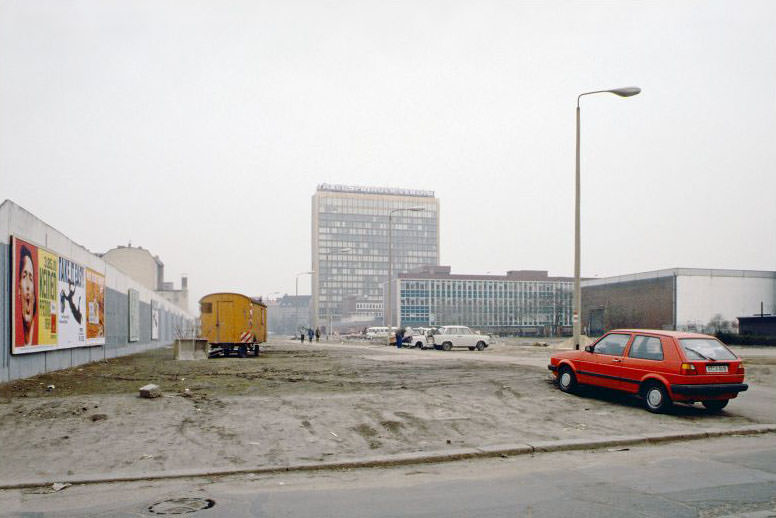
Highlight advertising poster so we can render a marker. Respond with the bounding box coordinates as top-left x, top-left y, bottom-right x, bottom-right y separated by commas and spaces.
38, 249, 59, 345
13, 237, 39, 349
128, 288, 139, 342
151, 300, 160, 340
86, 269, 106, 345
11, 235, 103, 355
58, 256, 86, 347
